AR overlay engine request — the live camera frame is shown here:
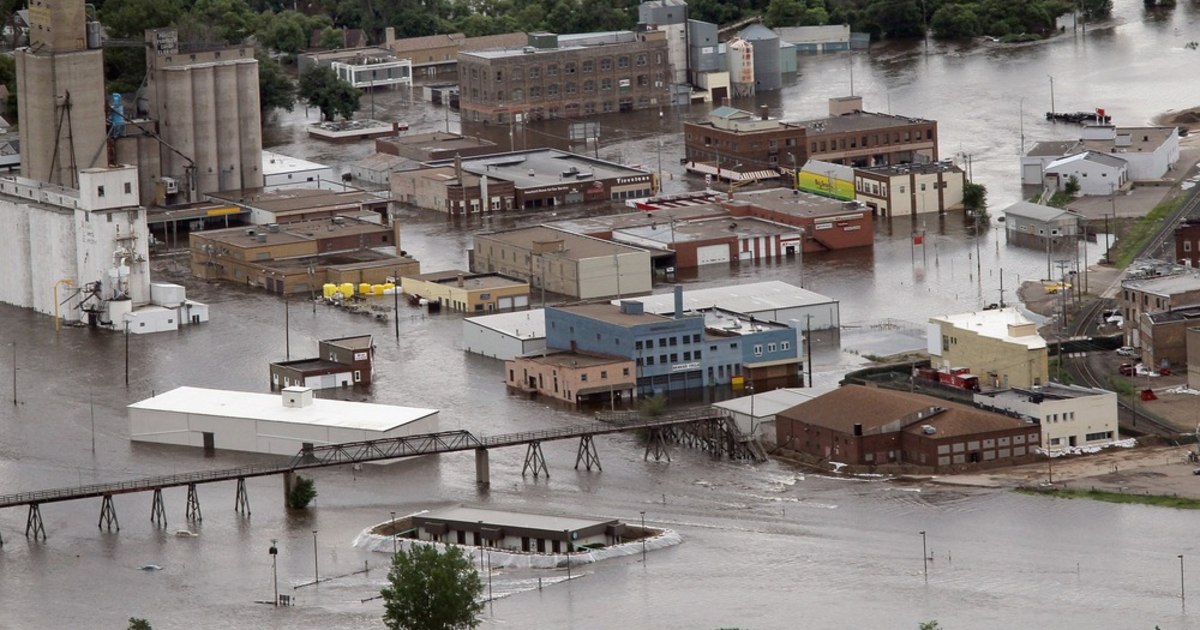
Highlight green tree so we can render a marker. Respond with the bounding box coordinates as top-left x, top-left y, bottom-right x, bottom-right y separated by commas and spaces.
0, 55, 17, 120
257, 52, 296, 119
919, 622, 941, 630
188, 0, 261, 44
931, 3, 983, 39
1064, 175, 1080, 196
258, 10, 329, 55
100, 0, 185, 39
765, 0, 805, 27
381, 544, 484, 630
128, 619, 152, 630
963, 181, 987, 214
317, 26, 345, 50
287, 475, 318, 508
871, 0, 926, 39
640, 394, 668, 418
298, 65, 361, 122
